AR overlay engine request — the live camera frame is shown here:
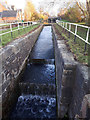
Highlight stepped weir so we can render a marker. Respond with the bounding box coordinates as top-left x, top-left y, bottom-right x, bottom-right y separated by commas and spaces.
10, 26, 57, 119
